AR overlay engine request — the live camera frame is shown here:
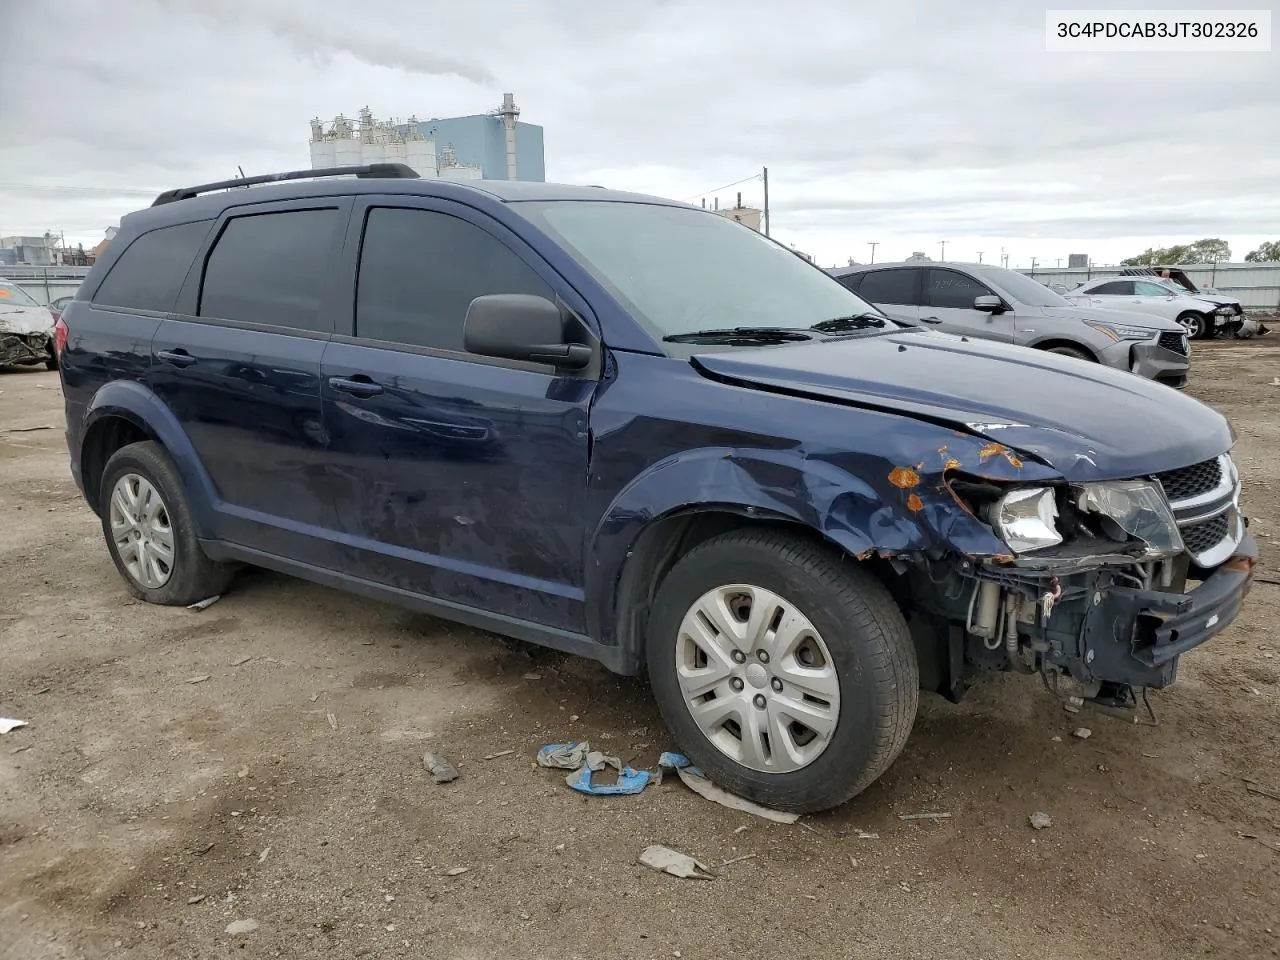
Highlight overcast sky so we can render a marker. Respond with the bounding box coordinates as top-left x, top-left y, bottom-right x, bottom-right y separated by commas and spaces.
1, 0, 1276, 268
